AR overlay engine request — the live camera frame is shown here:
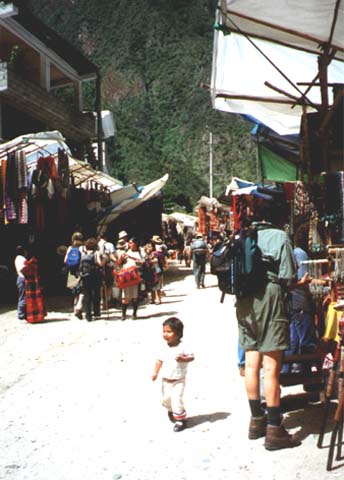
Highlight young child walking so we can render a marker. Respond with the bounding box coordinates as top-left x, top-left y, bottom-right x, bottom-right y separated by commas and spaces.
152, 317, 194, 432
